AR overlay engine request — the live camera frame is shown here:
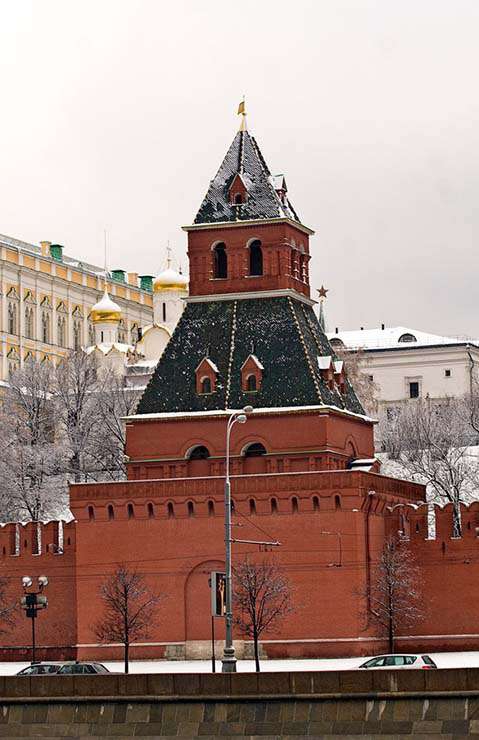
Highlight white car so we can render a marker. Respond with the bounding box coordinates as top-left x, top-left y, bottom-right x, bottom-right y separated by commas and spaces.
358, 654, 437, 669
